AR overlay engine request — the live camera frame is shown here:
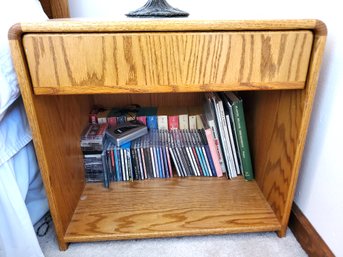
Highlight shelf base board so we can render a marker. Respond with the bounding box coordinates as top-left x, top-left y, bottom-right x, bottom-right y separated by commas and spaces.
65, 177, 281, 243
